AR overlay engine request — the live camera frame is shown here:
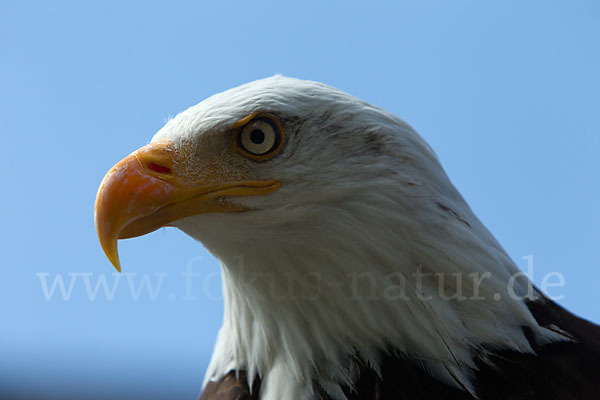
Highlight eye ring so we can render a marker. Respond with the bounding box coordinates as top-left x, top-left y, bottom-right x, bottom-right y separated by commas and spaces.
234, 115, 284, 160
